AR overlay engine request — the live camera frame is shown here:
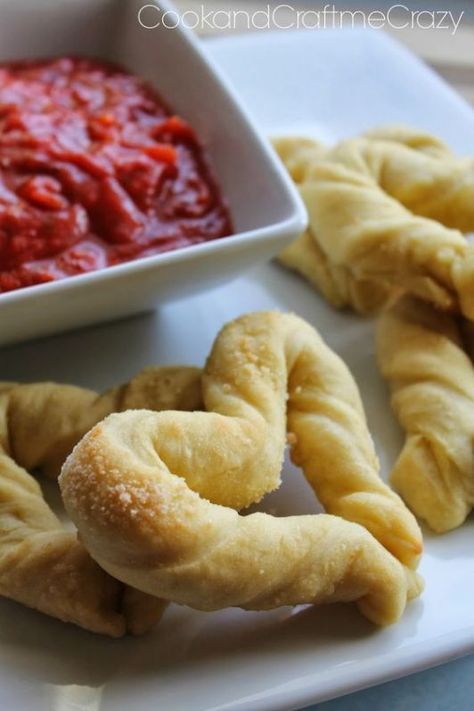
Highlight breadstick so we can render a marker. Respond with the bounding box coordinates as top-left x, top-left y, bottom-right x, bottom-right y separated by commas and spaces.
377, 296, 474, 532
274, 126, 474, 315
280, 228, 393, 313
61, 312, 423, 626
0, 367, 201, 635
5, 366, 202, 478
